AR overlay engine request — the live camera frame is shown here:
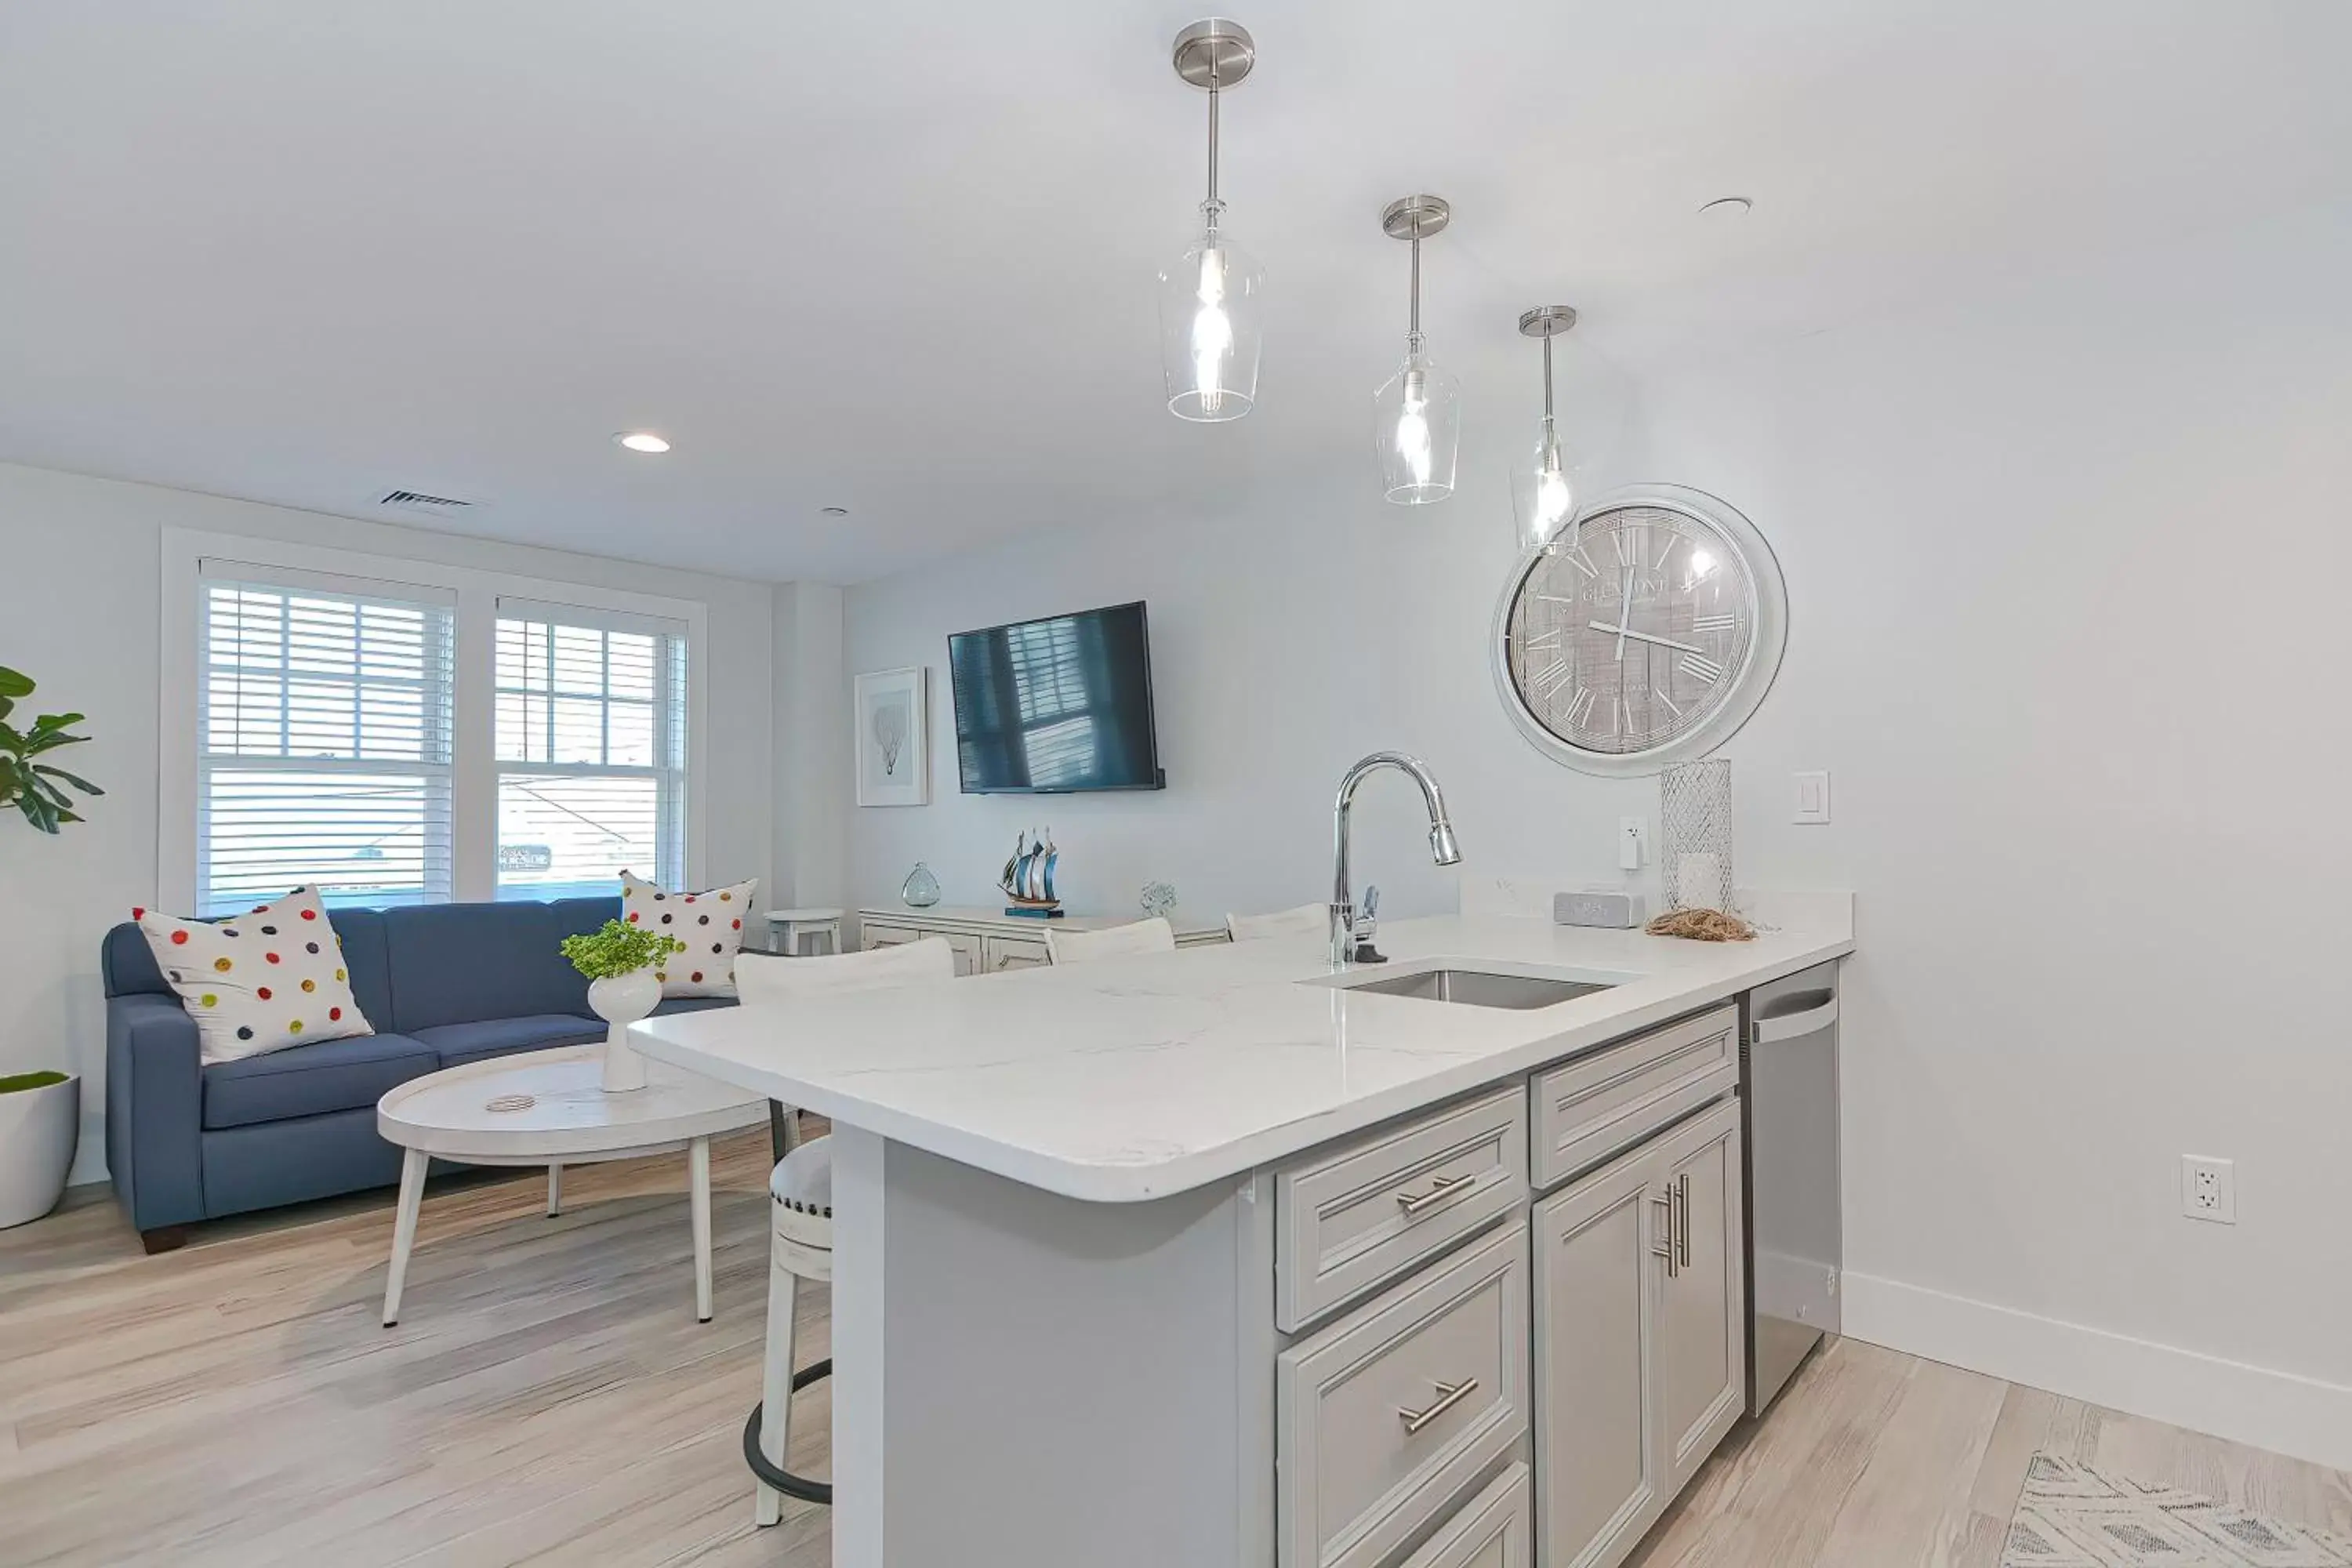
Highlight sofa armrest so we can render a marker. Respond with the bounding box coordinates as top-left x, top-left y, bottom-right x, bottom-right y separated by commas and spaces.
106, 994, 206, 1231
